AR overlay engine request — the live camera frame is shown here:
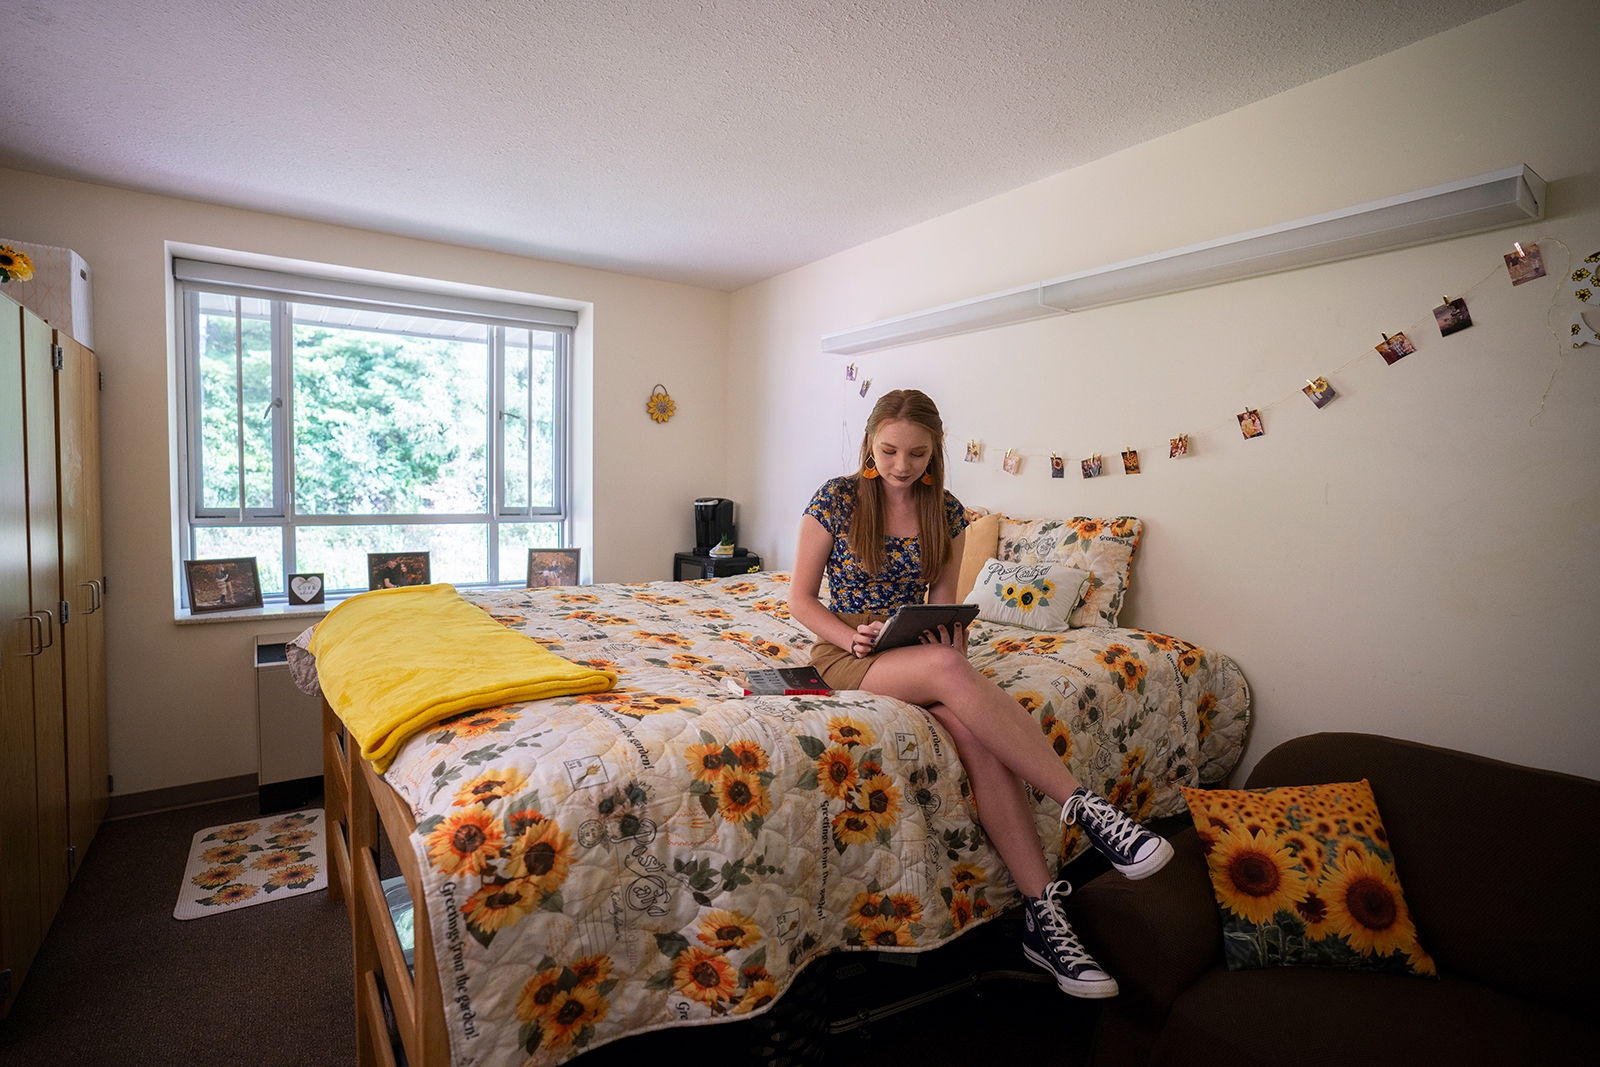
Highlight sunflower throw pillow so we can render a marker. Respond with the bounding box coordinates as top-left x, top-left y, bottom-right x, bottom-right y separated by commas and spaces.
968, 557, 1089, 631
1182, 780, 1436, 977
998, 517, 1142, 628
